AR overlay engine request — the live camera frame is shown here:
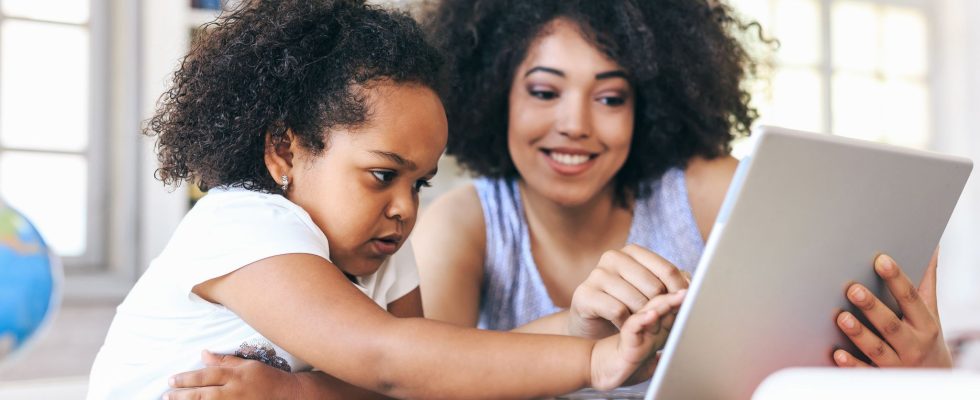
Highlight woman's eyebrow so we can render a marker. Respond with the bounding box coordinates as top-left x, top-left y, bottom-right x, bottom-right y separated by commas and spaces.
524, 66, 628, 81
595, 70, 628, 80
524, 66, 564, 78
